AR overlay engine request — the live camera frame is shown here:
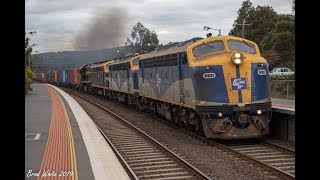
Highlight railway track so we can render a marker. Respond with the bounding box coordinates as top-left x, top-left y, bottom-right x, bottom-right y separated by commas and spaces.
216, 140, 295, 179
142, 112, 296, 179
65, 89, 211, 180
156, 118, 296, 180
62, 87, 295, 179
